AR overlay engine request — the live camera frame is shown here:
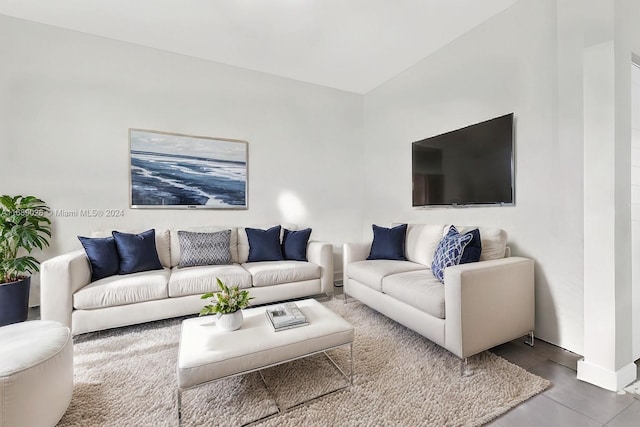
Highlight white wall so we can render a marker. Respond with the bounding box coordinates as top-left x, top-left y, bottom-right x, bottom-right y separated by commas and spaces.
631, 63, 640, 359
360, 1, 585, 351
615, 0, 640, 363
0, 15, 365, 301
